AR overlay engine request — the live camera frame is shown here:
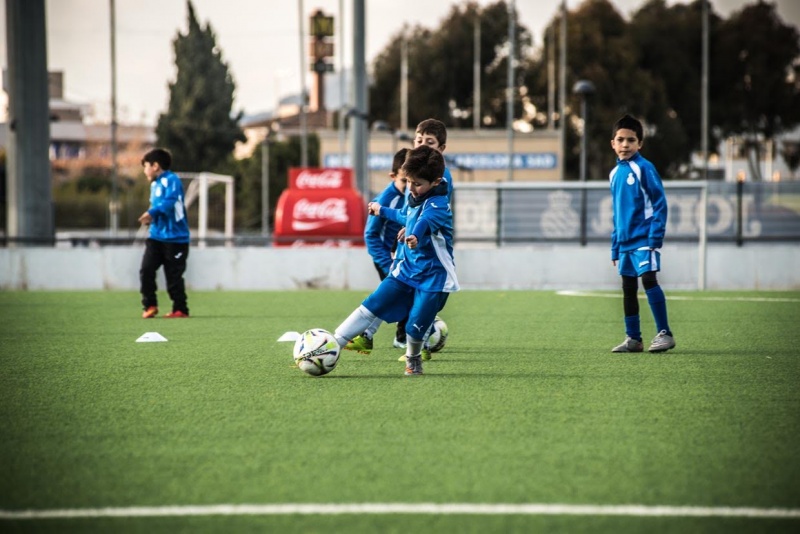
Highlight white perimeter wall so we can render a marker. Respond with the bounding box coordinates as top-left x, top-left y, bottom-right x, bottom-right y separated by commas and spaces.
1, 243, 798, 291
